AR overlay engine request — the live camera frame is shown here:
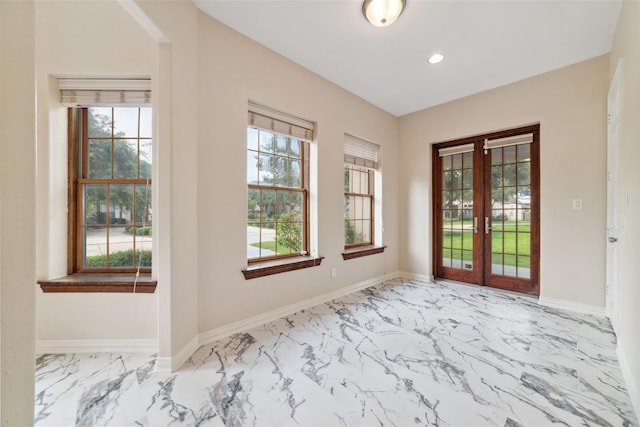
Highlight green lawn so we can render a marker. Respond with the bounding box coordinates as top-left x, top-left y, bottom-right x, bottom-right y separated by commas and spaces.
250, 241, 294, 255
442, 221, 530, 268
